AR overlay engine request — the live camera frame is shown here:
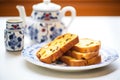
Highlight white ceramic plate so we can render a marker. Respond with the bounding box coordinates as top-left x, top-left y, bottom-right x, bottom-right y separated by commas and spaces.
21, 44, 119, 72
